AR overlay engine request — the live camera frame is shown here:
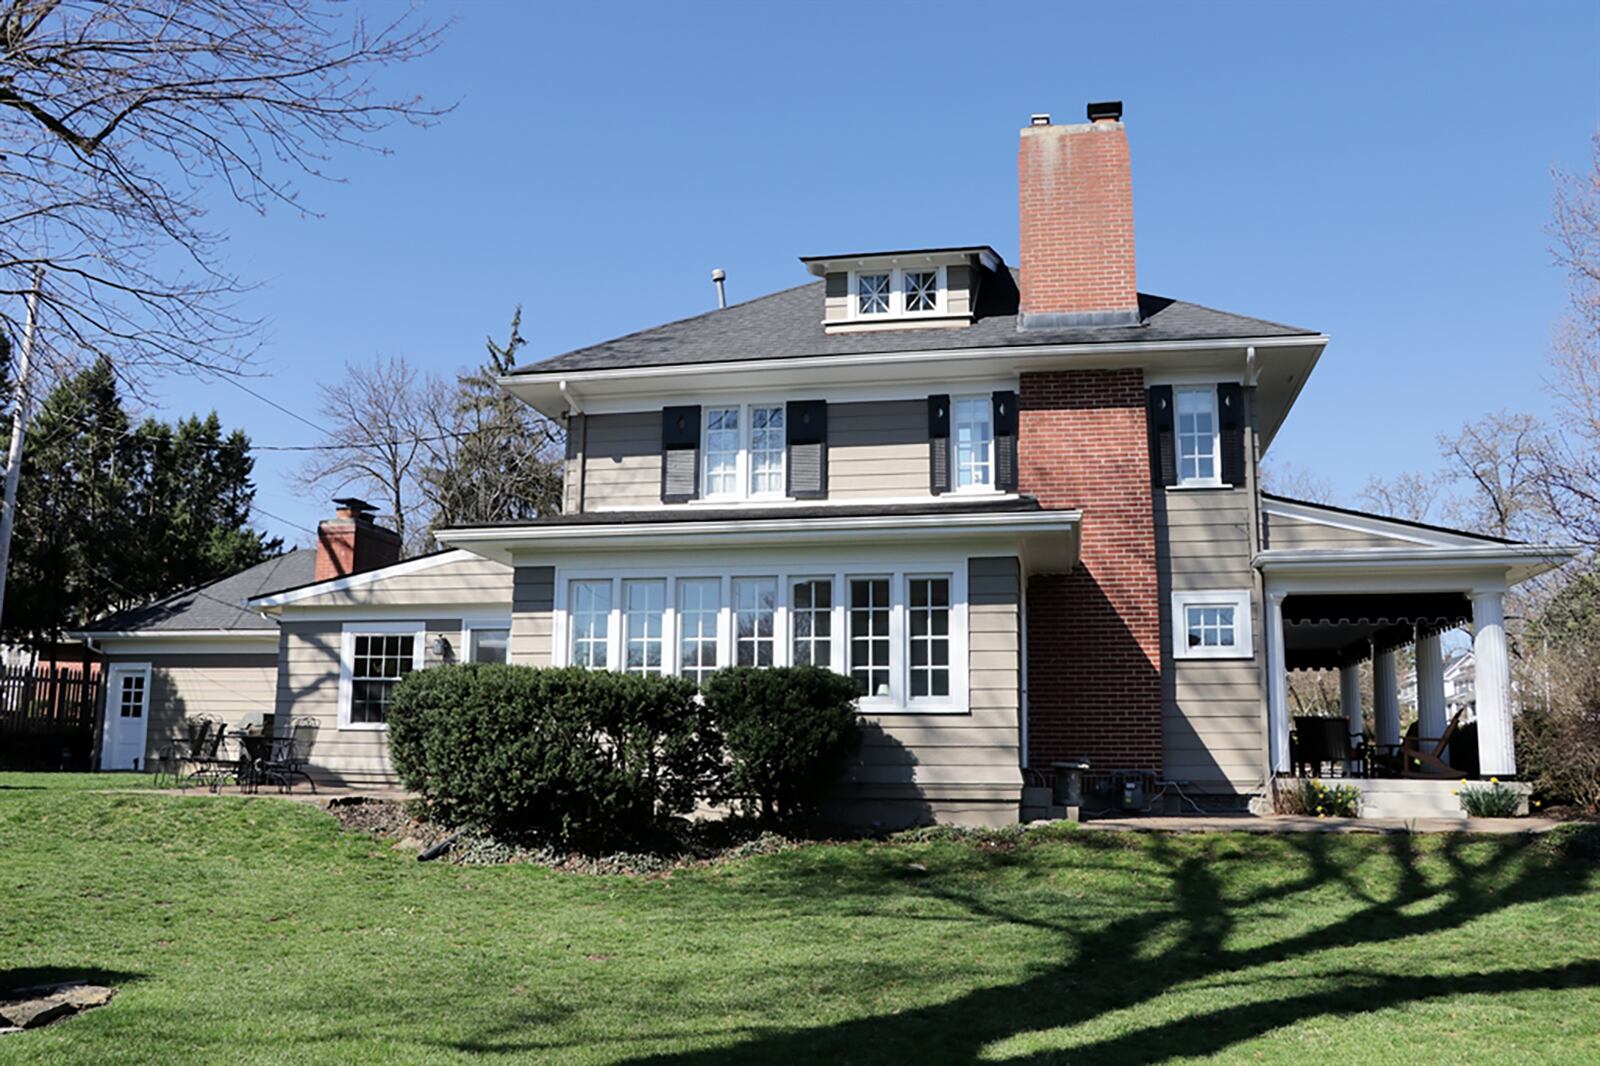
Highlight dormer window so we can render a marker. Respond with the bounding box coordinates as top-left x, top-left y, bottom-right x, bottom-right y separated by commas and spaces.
858, 273, 891, 315
905, 270, 939, 312
848, 267, 947, 321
